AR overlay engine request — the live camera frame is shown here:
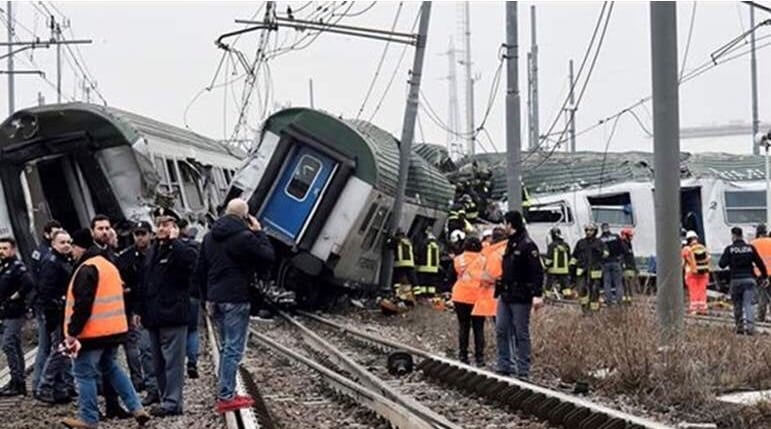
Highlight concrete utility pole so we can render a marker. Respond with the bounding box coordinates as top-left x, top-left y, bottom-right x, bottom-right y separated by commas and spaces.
568, 59, 576, 153
444, 37, 461, 158
463, 1, 476, 156
650, 1, 683, 338
6, 1, 13, 115
529, 5, 539, 151
751, 6, 760, 155
506, 1, 522, 212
